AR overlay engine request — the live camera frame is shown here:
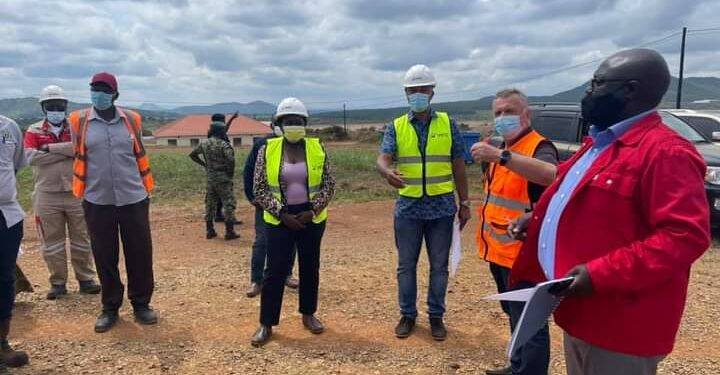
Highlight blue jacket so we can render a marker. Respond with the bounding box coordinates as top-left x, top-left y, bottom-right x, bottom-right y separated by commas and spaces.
243, 135, 276, 202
